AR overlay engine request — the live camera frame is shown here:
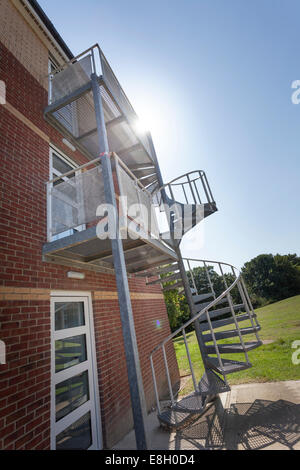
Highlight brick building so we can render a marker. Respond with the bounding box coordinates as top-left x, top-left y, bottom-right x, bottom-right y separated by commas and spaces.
0, 0, 180, 450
